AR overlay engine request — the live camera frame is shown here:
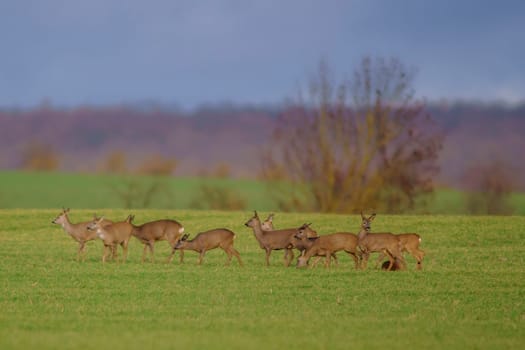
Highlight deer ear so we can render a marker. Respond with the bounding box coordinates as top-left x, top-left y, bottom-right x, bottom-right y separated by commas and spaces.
369, 213, 376, 221
254, 210, 259, 218
360, 211, 365, 219
268, 213, 274, 221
